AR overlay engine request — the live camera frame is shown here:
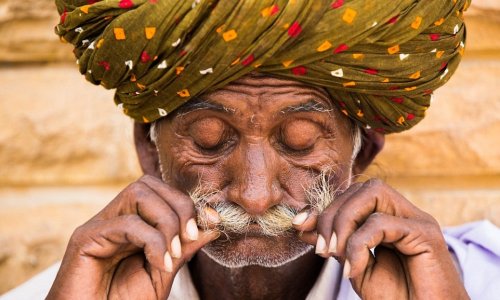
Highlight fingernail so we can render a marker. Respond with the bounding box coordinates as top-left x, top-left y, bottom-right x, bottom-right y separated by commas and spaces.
203, 207, 221, 225
343, 259, 351, 278
171, 235, 182, 259
328, 232, 337, 254
292, 211, 309, 226
315, 234, 327, 255
164, 252, 173, 272
211, 230, 221, 240
186, 218, 199, 241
